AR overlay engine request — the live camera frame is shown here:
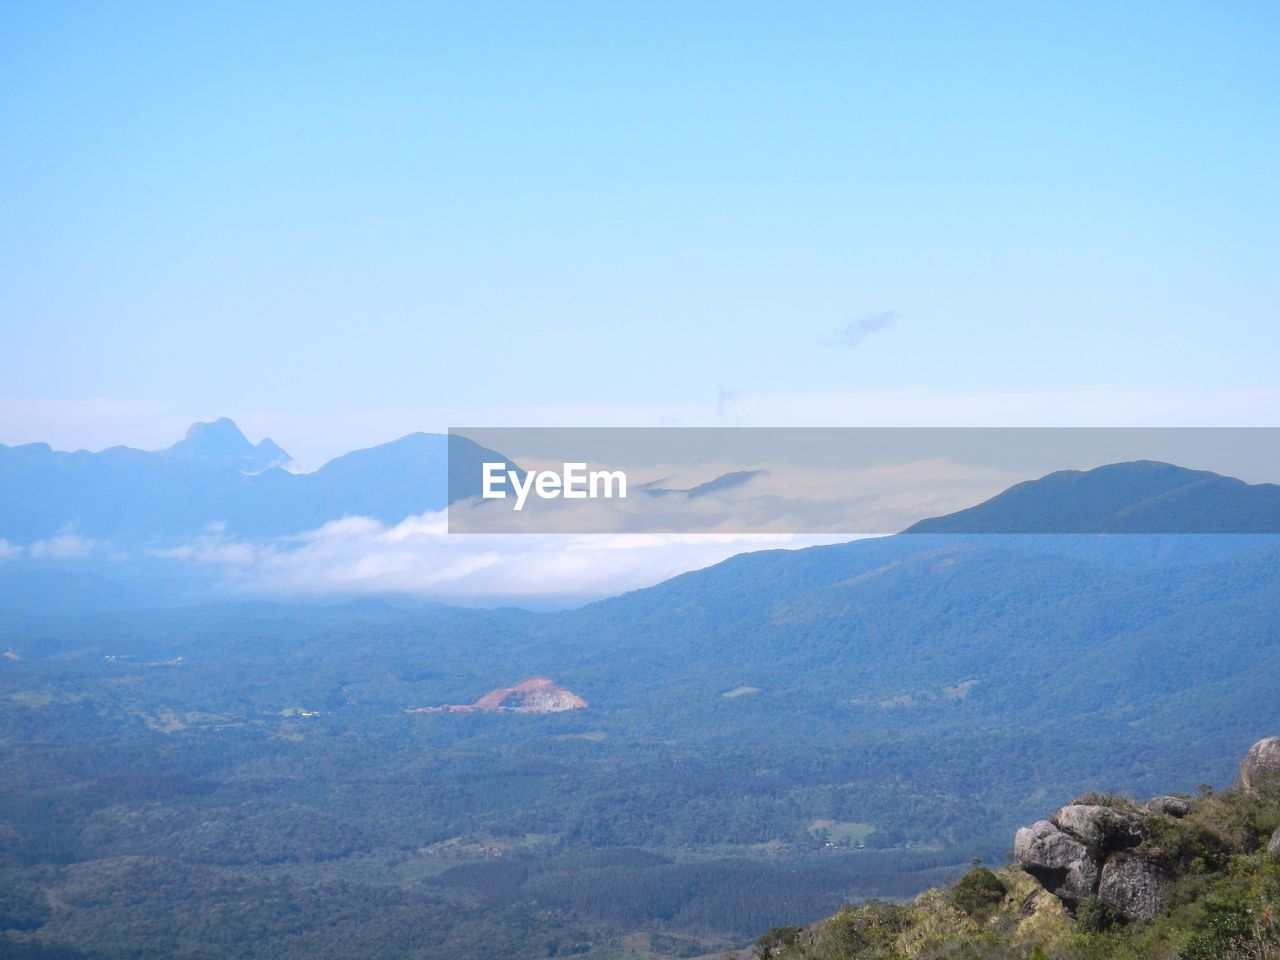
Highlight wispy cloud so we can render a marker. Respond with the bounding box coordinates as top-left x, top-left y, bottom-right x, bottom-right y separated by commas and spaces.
153, 514, 845, 604
823, 309, 896, 348
29, 533, 94, 559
